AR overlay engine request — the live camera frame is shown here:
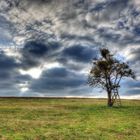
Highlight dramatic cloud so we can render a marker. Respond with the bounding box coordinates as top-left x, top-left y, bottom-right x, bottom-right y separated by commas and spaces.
0, 0, 139, 98
0, 51, 32, 95
62, 45, 98, 63
31, 67, 86, 94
